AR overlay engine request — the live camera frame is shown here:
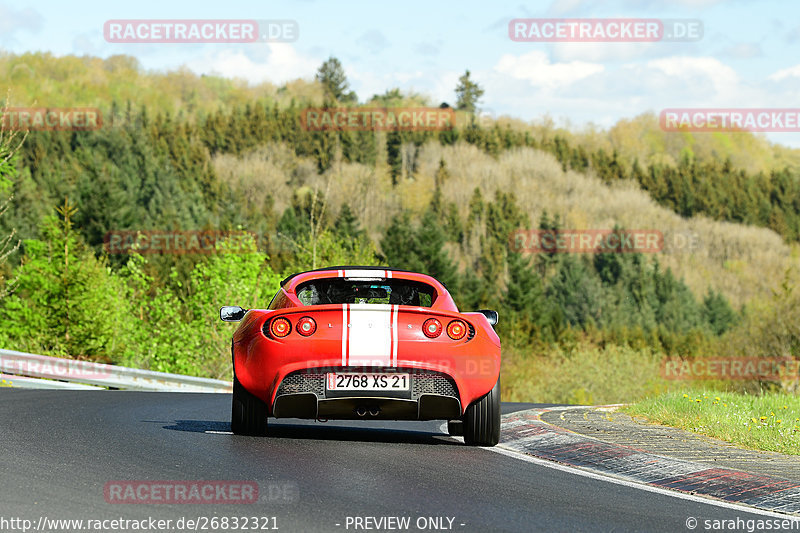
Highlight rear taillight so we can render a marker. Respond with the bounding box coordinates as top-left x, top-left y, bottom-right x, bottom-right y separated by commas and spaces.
297, 316, 316, 336
447, 320, 467, 340
422, 318, 443, 338
270, 317, 291, 338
